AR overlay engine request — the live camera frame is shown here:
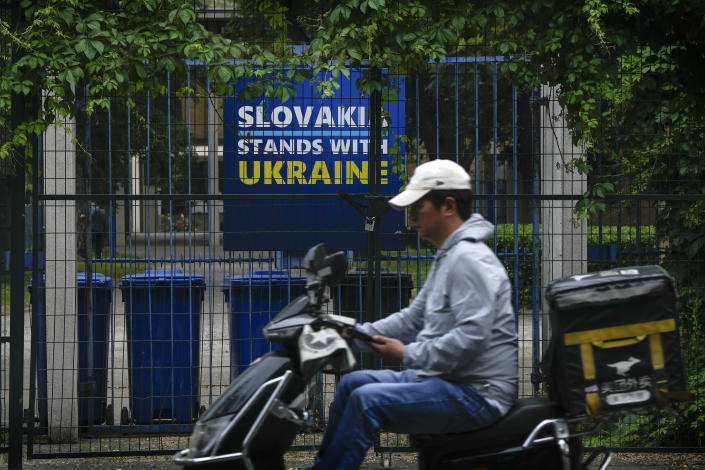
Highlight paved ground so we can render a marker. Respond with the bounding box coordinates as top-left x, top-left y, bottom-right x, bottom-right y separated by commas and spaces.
14, 451, 705, 469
